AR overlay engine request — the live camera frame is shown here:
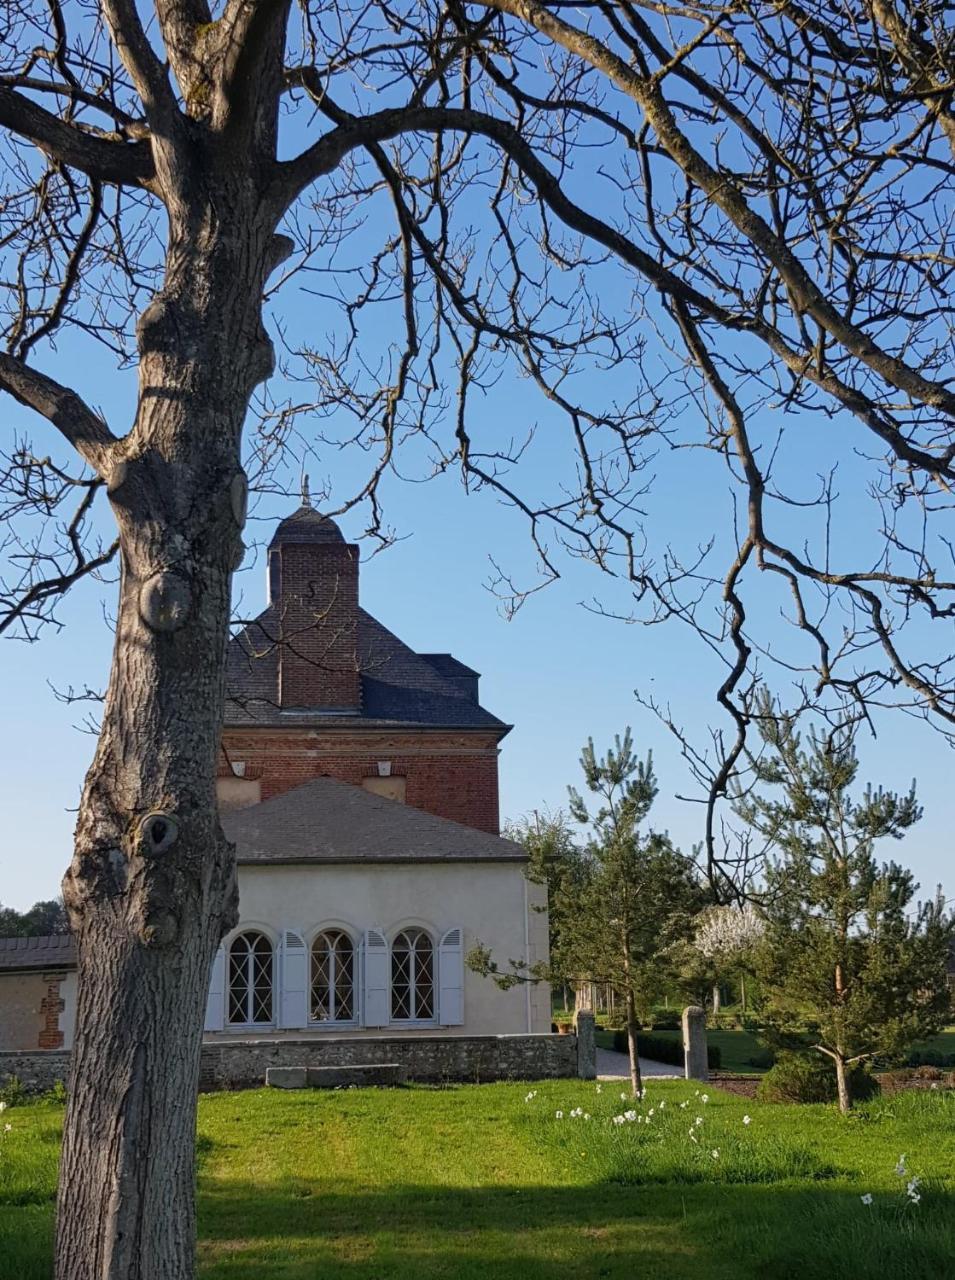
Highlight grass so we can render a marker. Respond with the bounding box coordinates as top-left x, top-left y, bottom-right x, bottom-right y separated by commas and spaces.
1, 1081, 954, 1279
601, 1027, 955, 1075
